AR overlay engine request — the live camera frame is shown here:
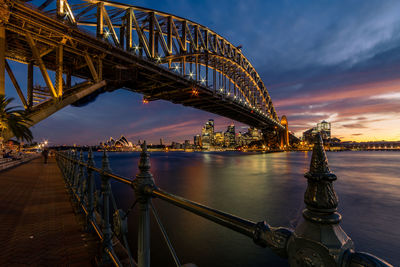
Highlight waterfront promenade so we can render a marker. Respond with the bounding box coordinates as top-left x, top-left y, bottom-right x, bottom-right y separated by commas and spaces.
0, 158, 95, 266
